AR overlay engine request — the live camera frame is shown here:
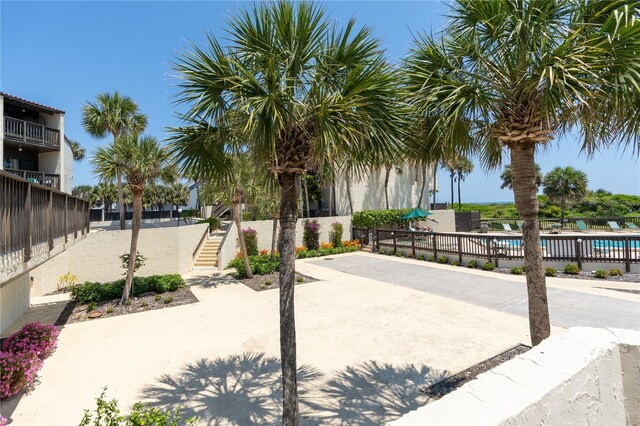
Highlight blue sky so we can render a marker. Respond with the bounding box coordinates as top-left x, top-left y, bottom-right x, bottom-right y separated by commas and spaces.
2, 1, 638, 203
